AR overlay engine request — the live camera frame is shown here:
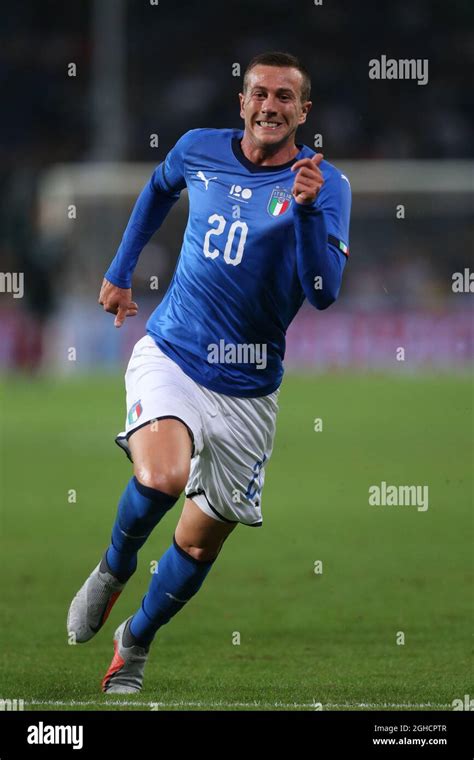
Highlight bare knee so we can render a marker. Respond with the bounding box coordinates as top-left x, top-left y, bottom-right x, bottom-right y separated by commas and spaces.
177, 541, 222, 563
174, 498, 236, 562
175, 523, 234, 562
135, 465, 189, 498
